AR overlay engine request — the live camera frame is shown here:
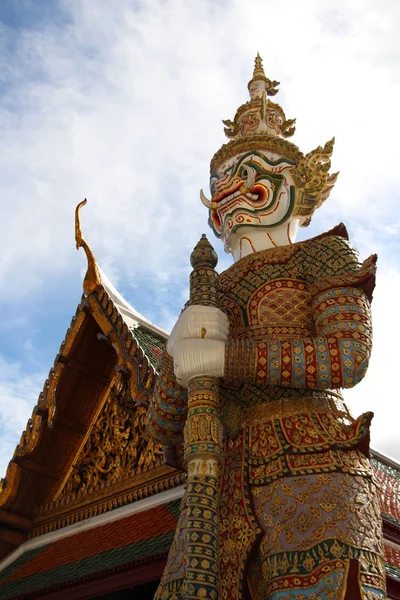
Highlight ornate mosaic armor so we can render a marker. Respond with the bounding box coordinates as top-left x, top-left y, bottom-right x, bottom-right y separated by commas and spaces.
147, 55, 385, 599
148, 228, 385, 599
